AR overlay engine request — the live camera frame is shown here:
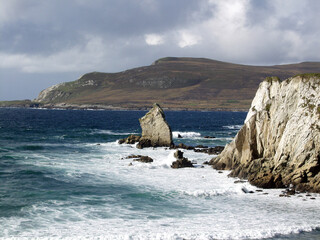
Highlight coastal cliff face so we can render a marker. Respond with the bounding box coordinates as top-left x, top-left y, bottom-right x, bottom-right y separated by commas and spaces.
210, 74, 320, 192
